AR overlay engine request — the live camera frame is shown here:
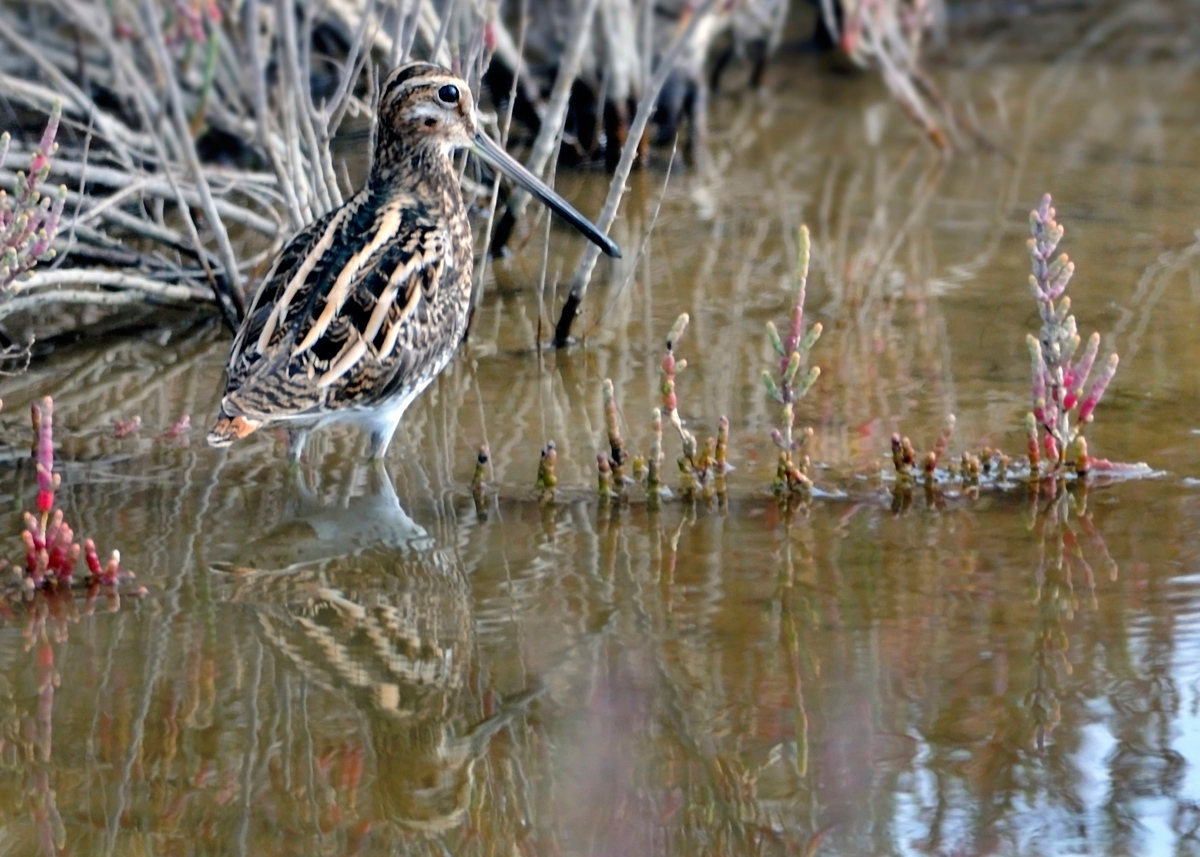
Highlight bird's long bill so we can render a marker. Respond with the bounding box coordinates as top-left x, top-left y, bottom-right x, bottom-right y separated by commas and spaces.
471, 131, 621, 258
